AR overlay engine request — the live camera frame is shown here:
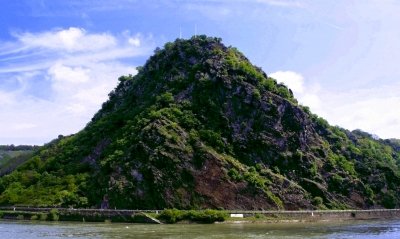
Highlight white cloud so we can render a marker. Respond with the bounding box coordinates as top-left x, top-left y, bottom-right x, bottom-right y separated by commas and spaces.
66, 103, 87, 114
317, 86, 400, 139
269, 70, 322, 111
12, 123, 37, 131
270, 70, 400, 139
0, 27, 153, 145
0, 90, 15, 105
49, 64, 90, 84
270, 70, 304, 93
15, 27, 117, 52
255, 0, 303, 7
128, 37, 141, 47
300, 93, 321, 111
